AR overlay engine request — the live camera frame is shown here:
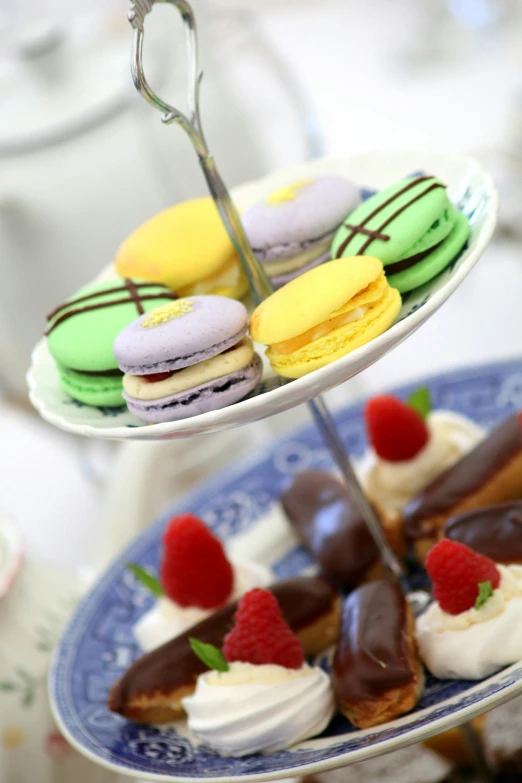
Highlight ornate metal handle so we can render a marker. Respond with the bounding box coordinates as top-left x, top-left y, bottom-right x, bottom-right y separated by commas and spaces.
128, 0, 272, 303
126, 0, 404, 579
